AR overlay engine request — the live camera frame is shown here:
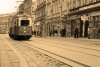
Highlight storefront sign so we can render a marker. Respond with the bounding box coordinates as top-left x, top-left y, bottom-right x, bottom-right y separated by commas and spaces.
81, 15, 89, 21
